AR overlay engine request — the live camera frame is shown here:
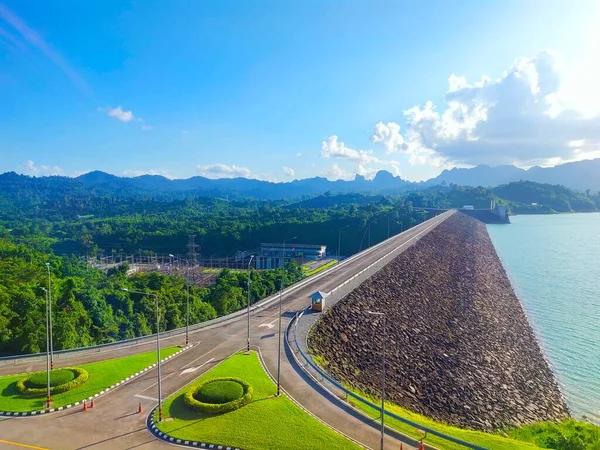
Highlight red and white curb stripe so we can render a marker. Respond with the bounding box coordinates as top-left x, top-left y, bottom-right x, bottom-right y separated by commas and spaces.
147, 406, 242, 449
0, 345, 192, 417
